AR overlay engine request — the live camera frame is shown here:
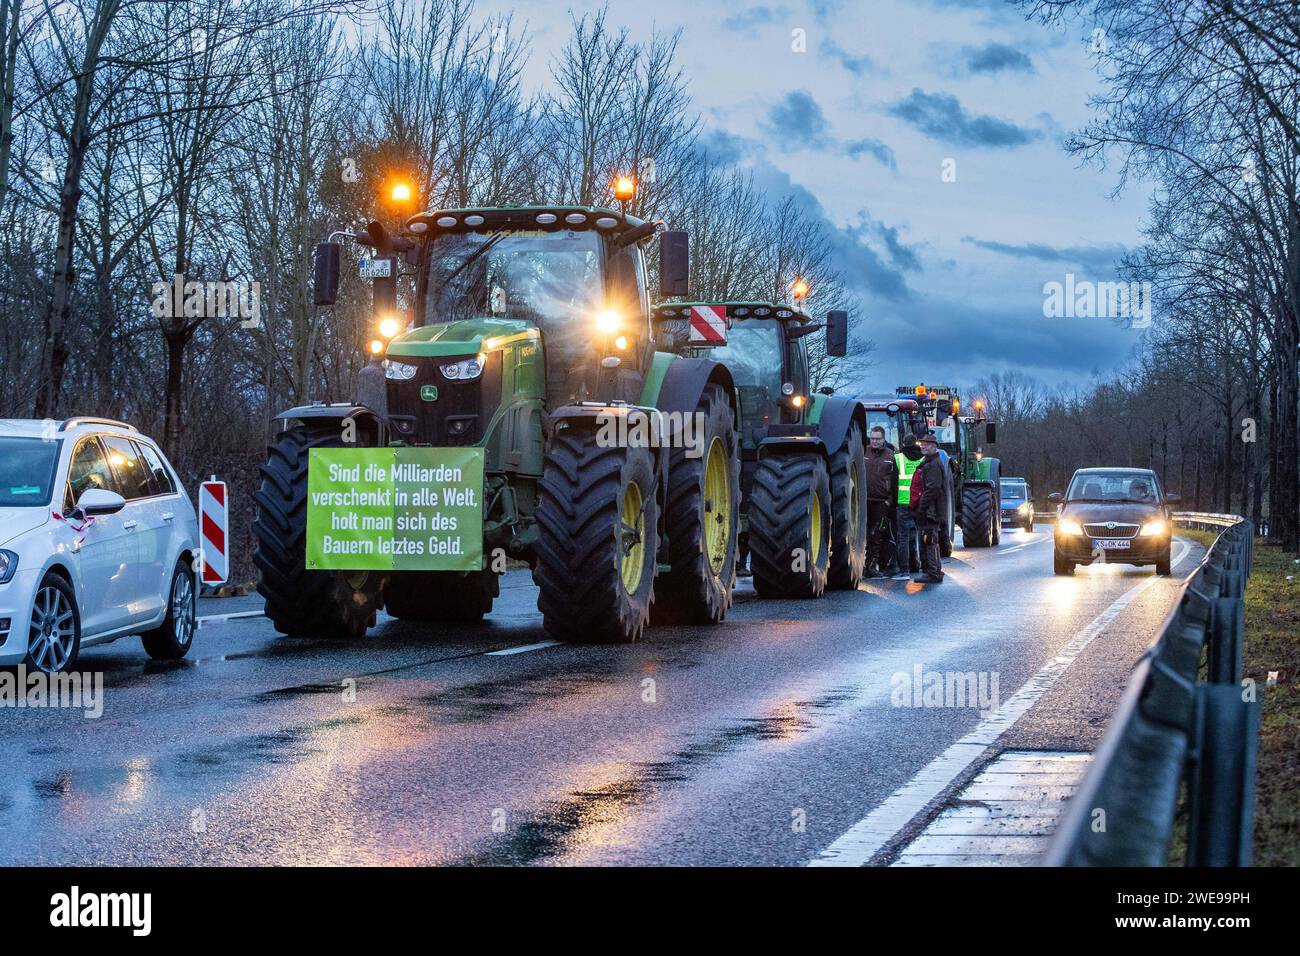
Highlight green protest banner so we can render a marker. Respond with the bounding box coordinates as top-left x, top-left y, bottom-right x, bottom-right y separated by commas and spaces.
305, 447, 484, 572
